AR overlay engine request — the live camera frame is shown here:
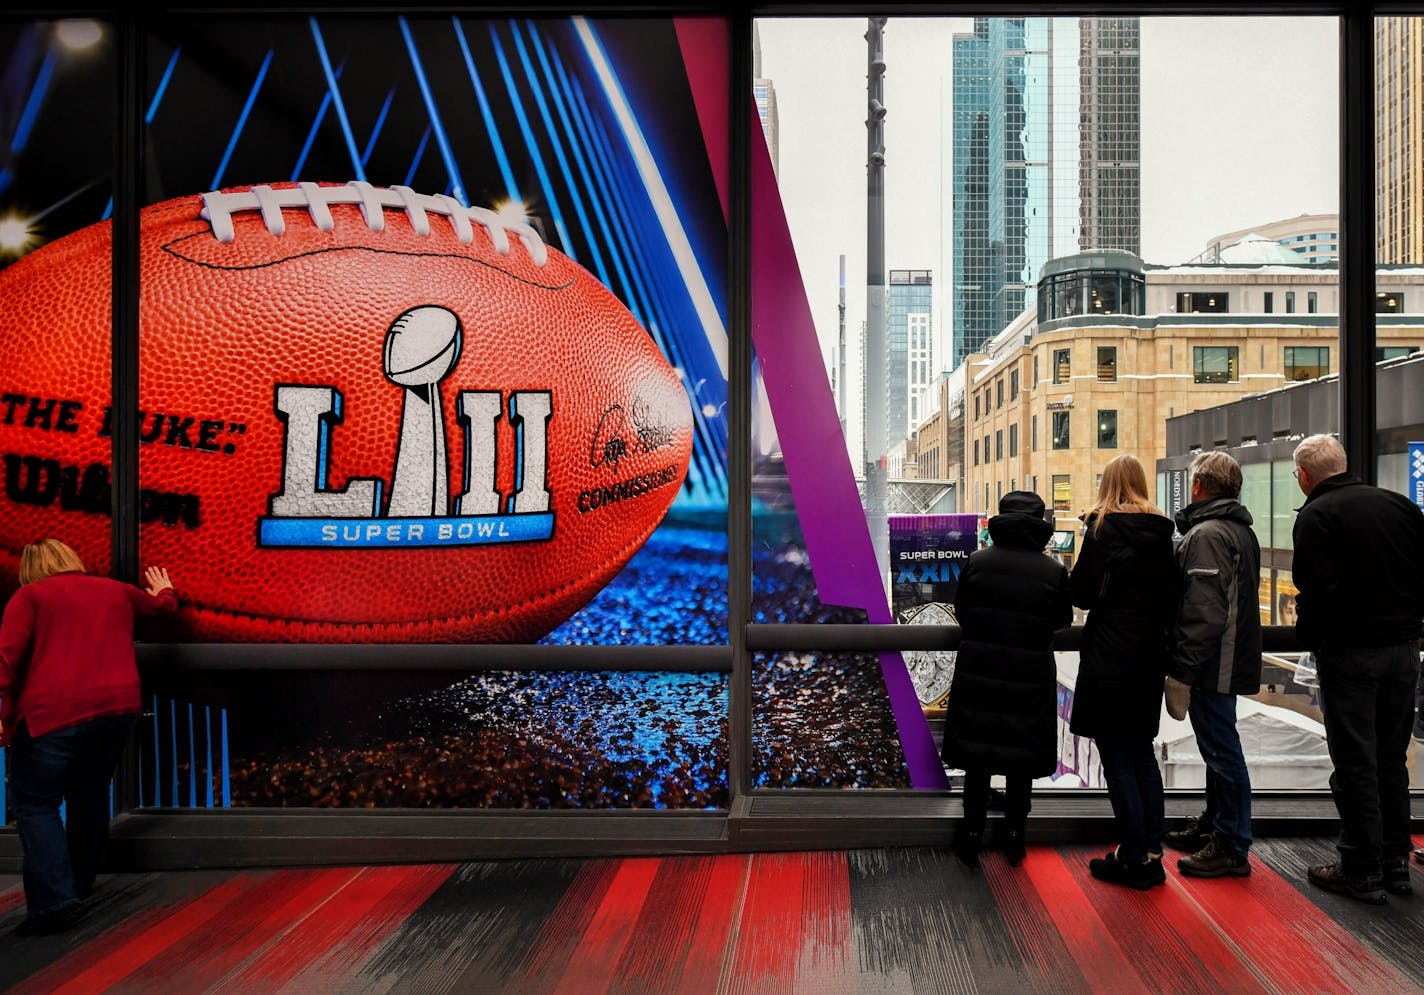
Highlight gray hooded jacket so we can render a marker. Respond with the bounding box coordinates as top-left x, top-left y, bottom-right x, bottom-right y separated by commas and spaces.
1169, 496, 1263, 695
